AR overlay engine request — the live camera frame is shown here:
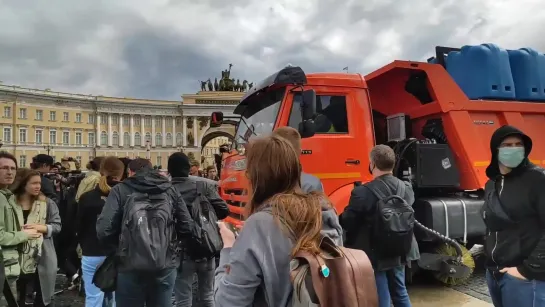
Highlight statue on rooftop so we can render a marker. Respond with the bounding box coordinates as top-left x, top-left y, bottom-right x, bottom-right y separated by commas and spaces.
200, 64, 254, 92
